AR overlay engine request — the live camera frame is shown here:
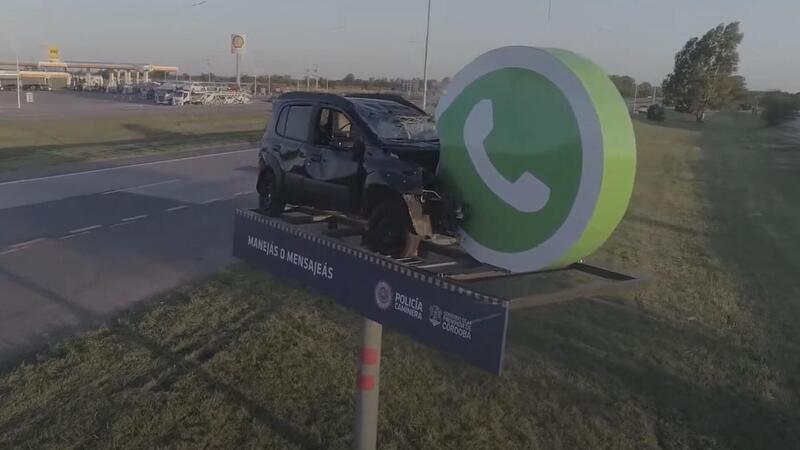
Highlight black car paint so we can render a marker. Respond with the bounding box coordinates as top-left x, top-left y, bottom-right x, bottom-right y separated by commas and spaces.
258, 92, 440, 216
